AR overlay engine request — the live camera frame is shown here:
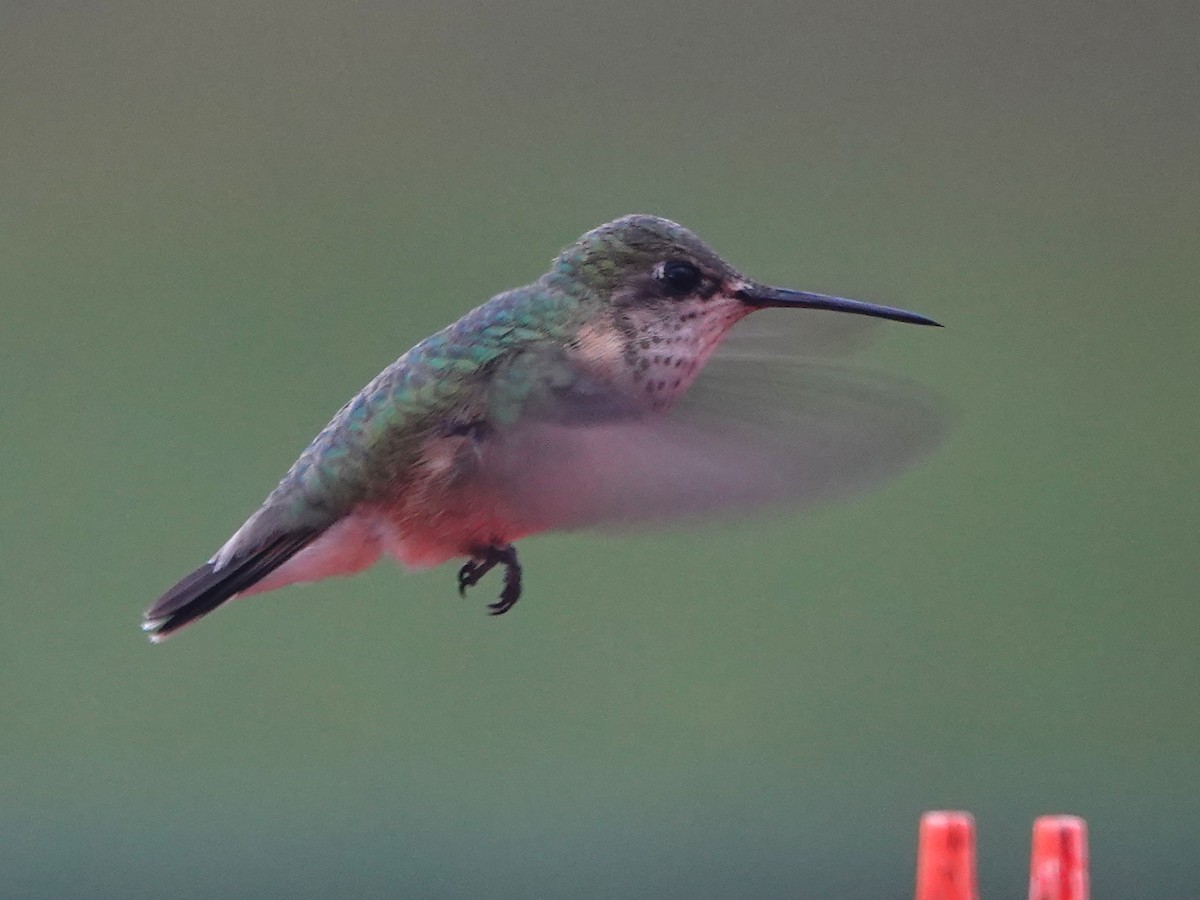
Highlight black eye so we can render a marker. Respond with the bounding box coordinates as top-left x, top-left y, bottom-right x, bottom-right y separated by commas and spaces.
660, 260, 701, 295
